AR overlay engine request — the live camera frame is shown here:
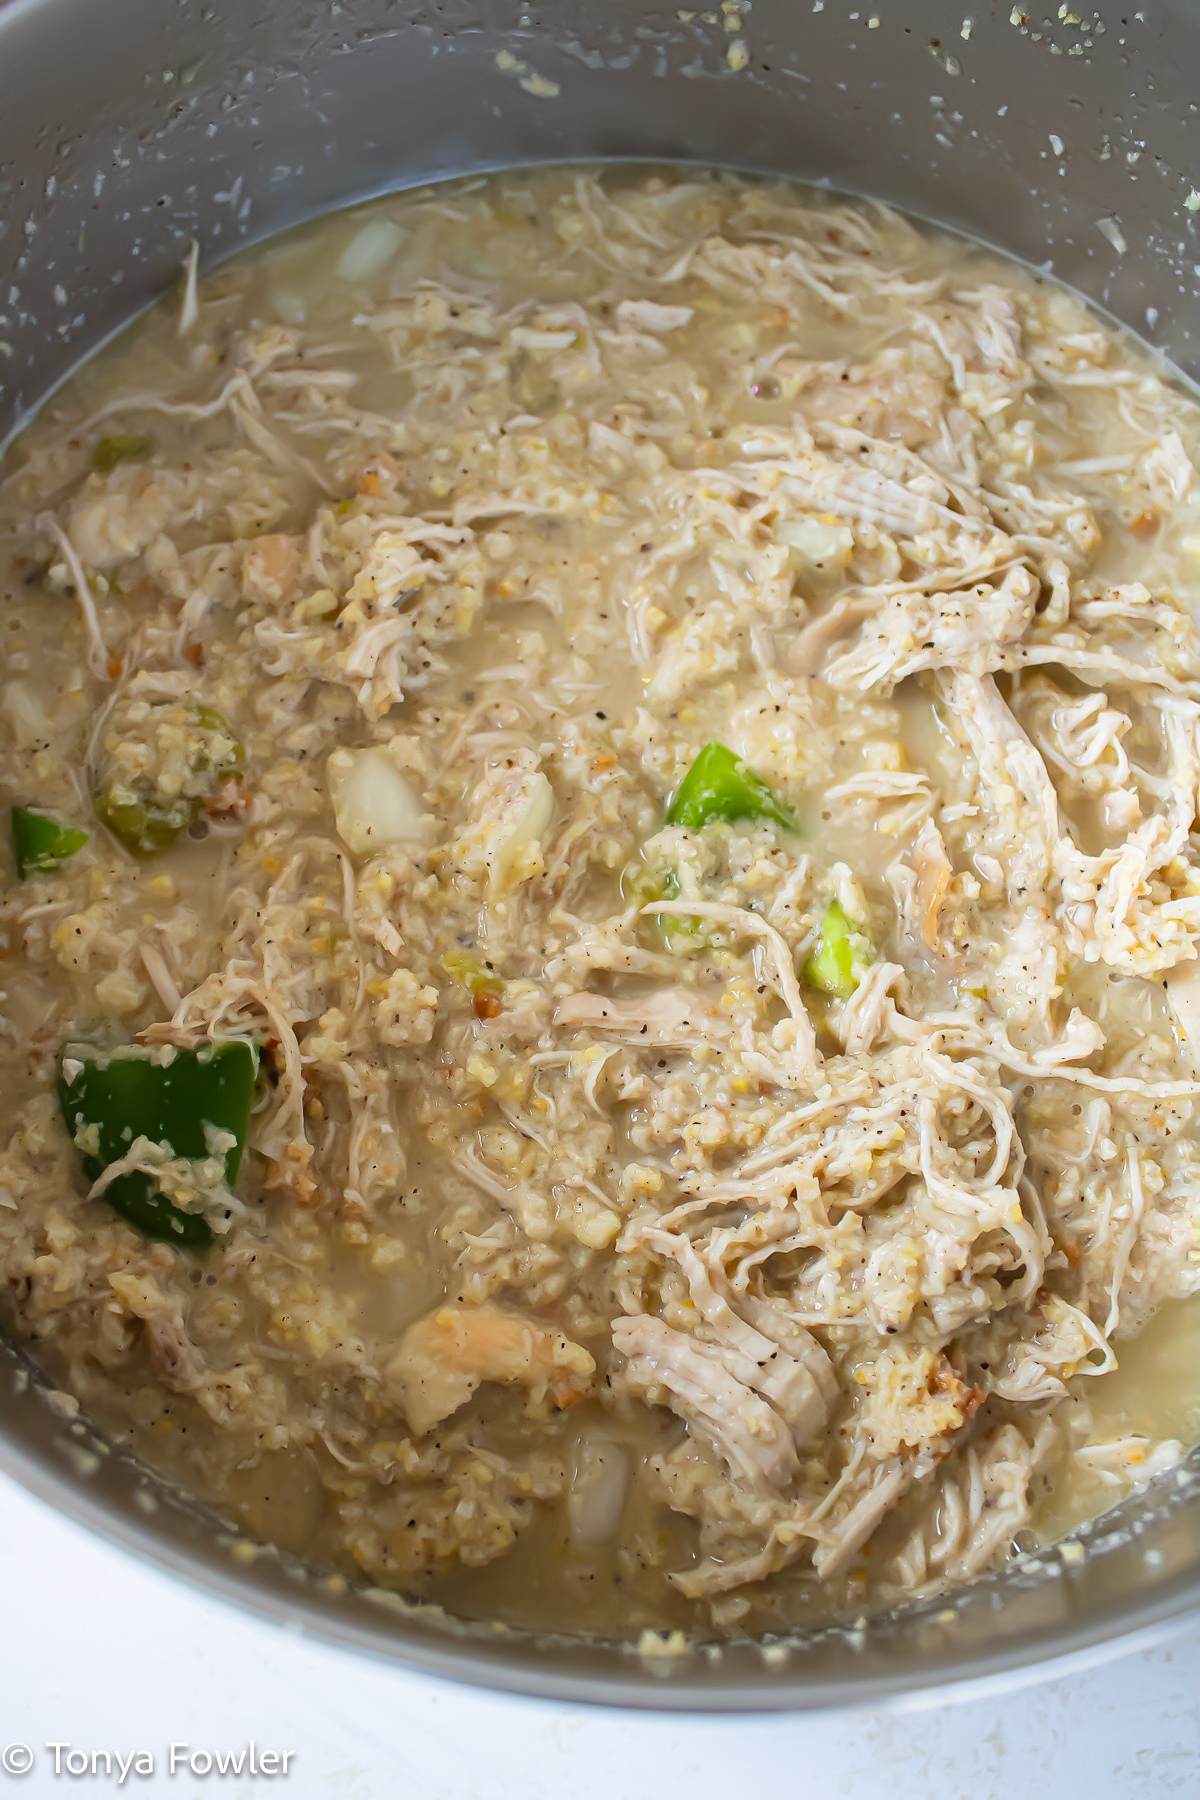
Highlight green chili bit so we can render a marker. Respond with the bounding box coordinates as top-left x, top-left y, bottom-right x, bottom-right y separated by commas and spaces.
93, 787, 199, 860
192, 705, 246, 772
10, 806, 88, 878
666, 741, 797, 833
440, 948, 503, 995
57, 1040, 258, 1248
90, 433, 151, 472
802, 901, 873, 1000
621, 862, 711, 953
